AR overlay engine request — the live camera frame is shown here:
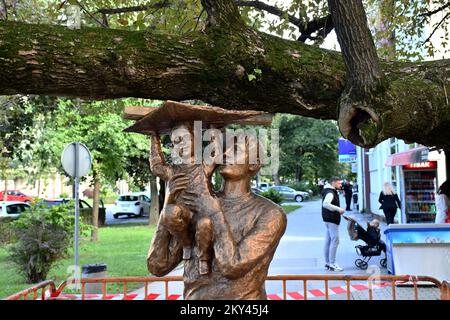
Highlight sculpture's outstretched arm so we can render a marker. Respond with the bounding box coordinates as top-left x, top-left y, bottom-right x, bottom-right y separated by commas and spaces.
150, 134, 173, 181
